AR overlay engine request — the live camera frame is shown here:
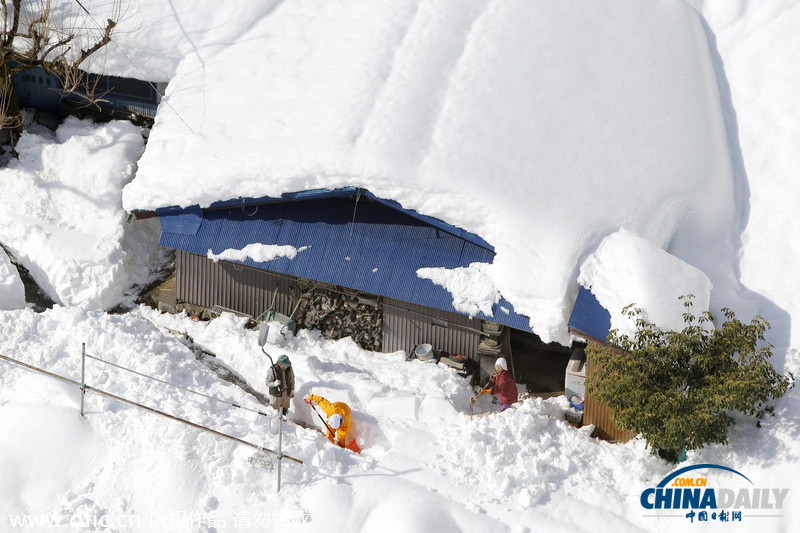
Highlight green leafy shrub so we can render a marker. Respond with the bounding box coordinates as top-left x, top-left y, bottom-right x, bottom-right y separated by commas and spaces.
586, 295, 793, 462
